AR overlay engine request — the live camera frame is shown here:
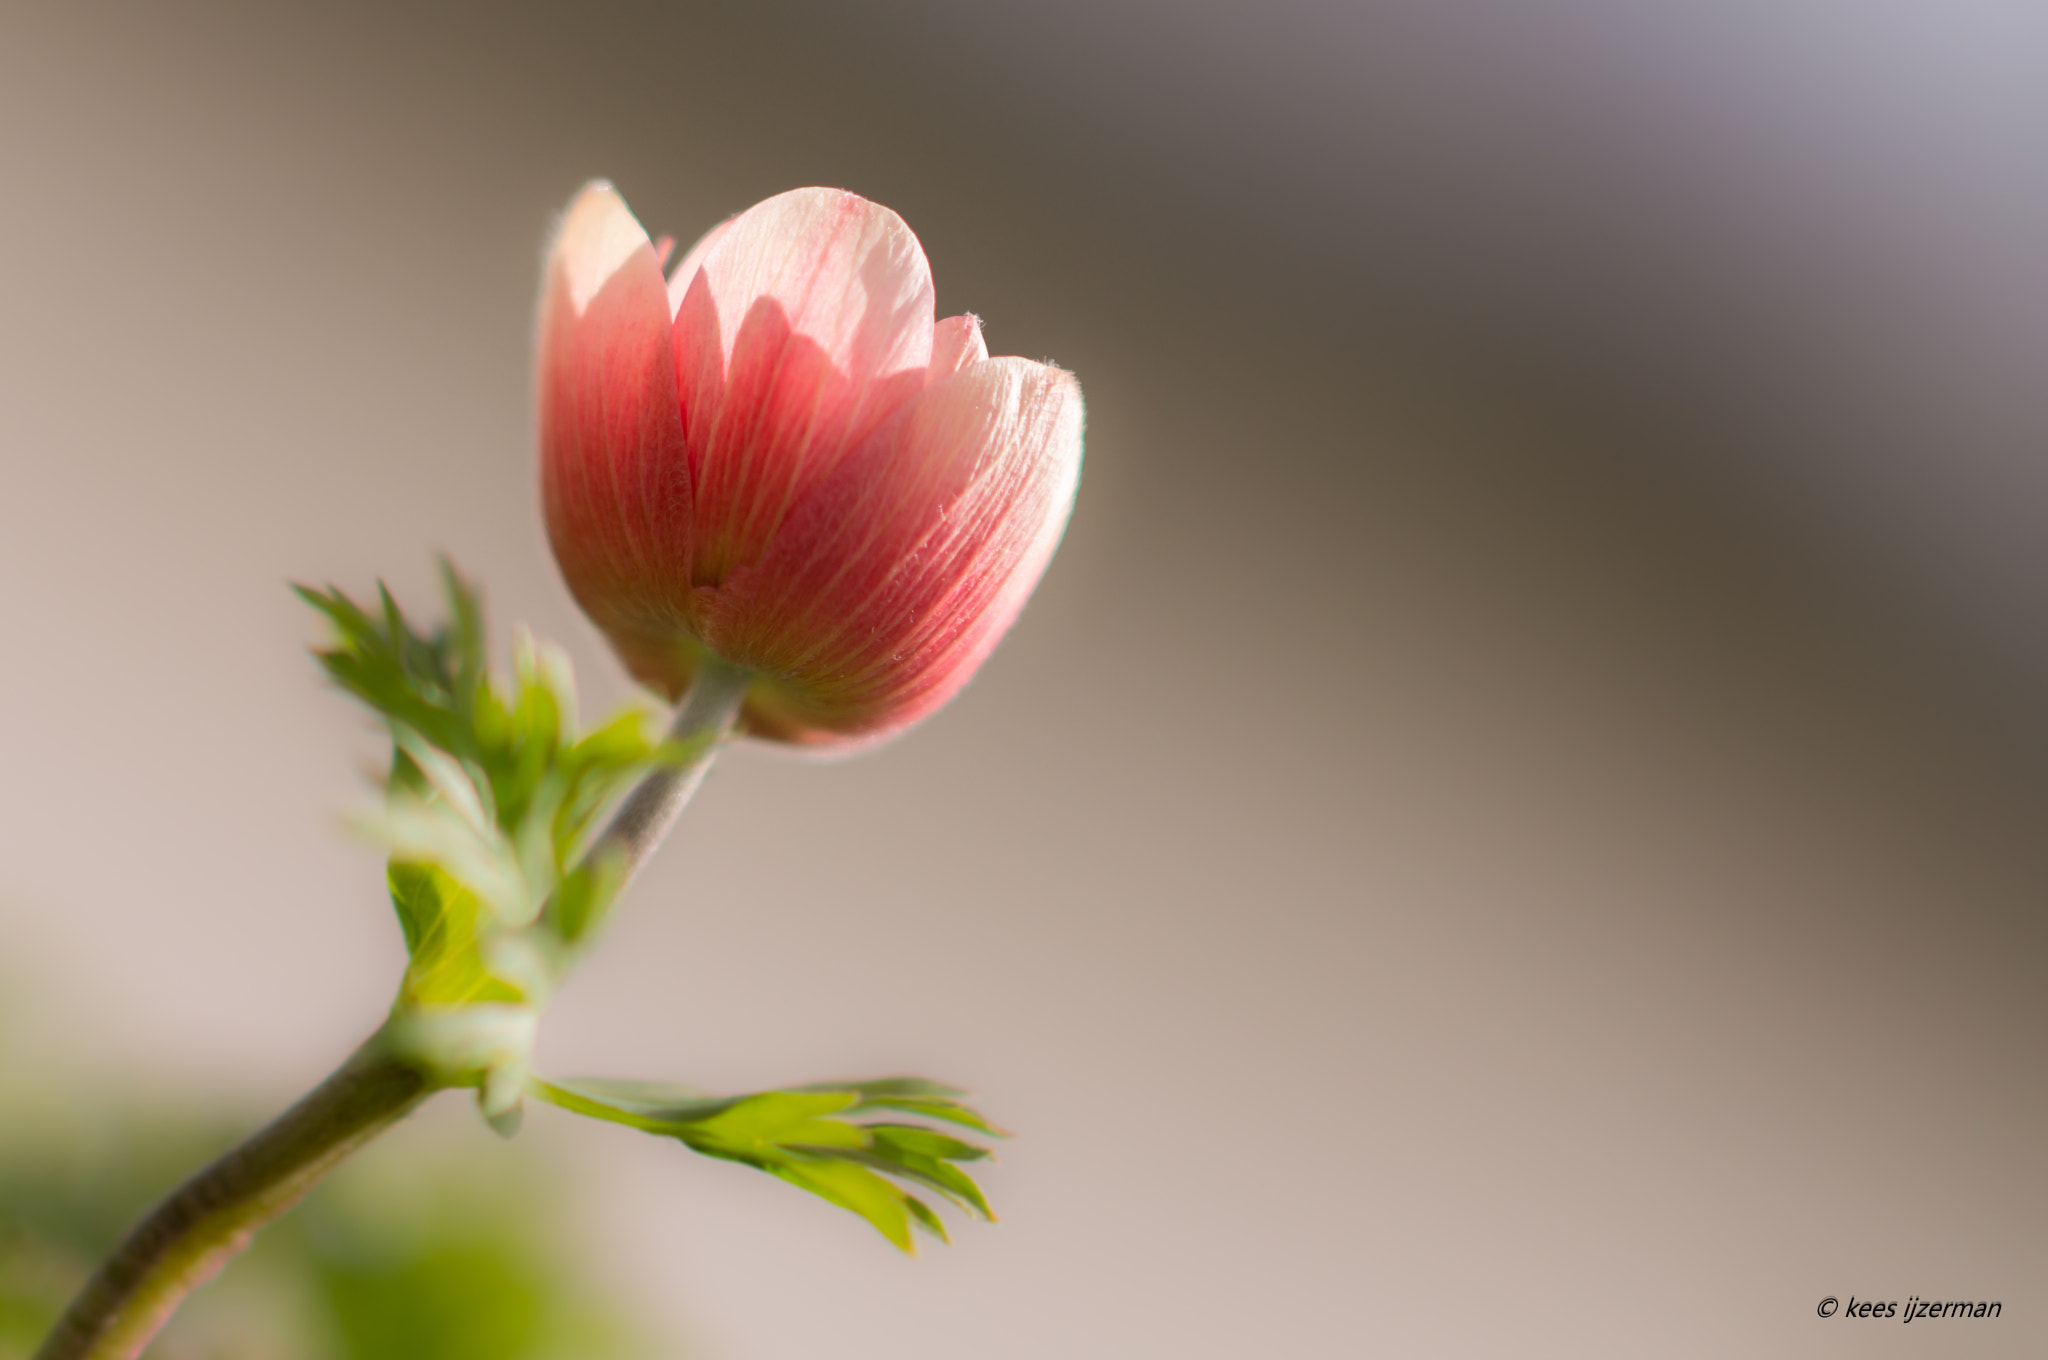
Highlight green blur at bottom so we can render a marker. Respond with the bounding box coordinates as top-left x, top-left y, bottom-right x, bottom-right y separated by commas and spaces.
0, 1092, 659, 1360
